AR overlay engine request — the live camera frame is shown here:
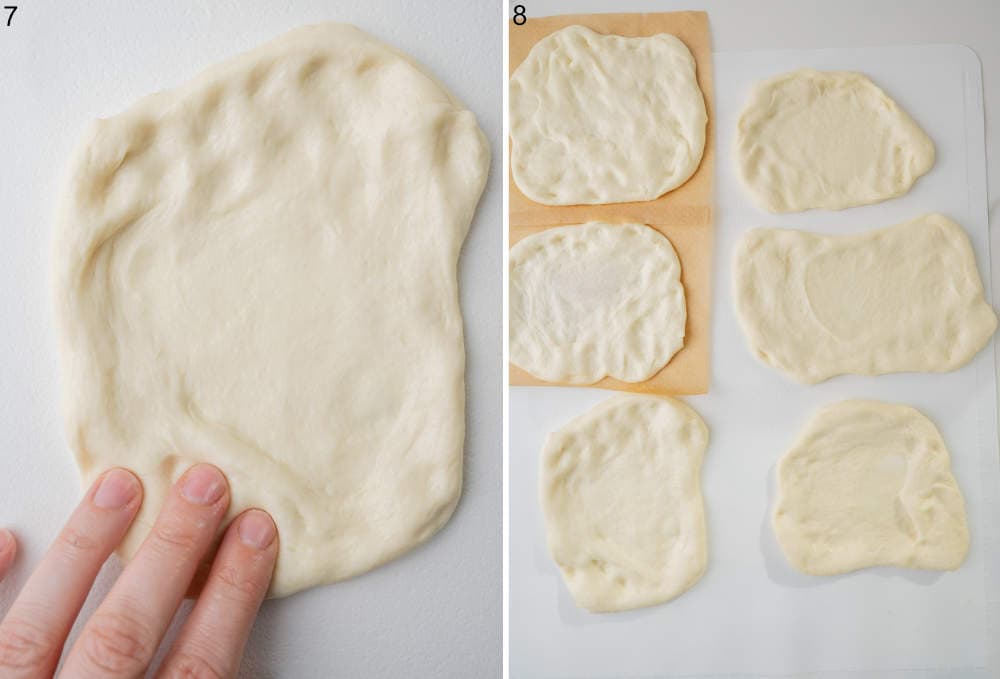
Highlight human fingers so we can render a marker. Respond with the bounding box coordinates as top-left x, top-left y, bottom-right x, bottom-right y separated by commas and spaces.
60, 463, 230, 679
0, 468, 142, 679
155, 509, 277, 679
0, 529, 16, 582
